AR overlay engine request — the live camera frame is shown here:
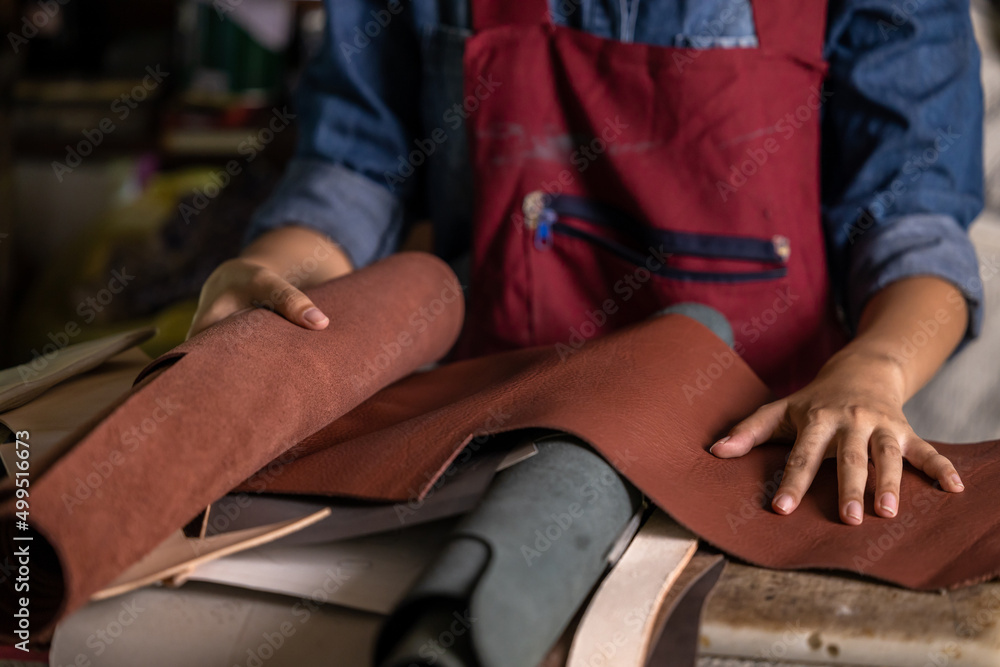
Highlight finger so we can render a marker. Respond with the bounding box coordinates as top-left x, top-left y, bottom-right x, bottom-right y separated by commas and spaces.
256, 280, 329, 330
902, 437, 965, 493
710, 401, 787, 458
187, 293, 245, 339
871, 429, 903, 518
771, 422, 835, 515
836, 428, 871, 525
